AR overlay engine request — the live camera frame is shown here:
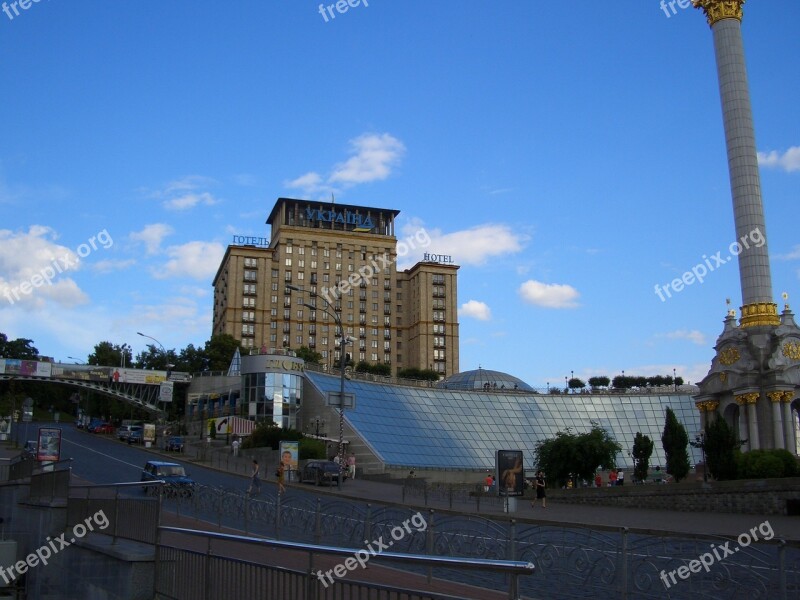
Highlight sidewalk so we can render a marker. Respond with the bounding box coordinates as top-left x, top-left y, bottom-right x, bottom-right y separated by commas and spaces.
158, 442, 800, 542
